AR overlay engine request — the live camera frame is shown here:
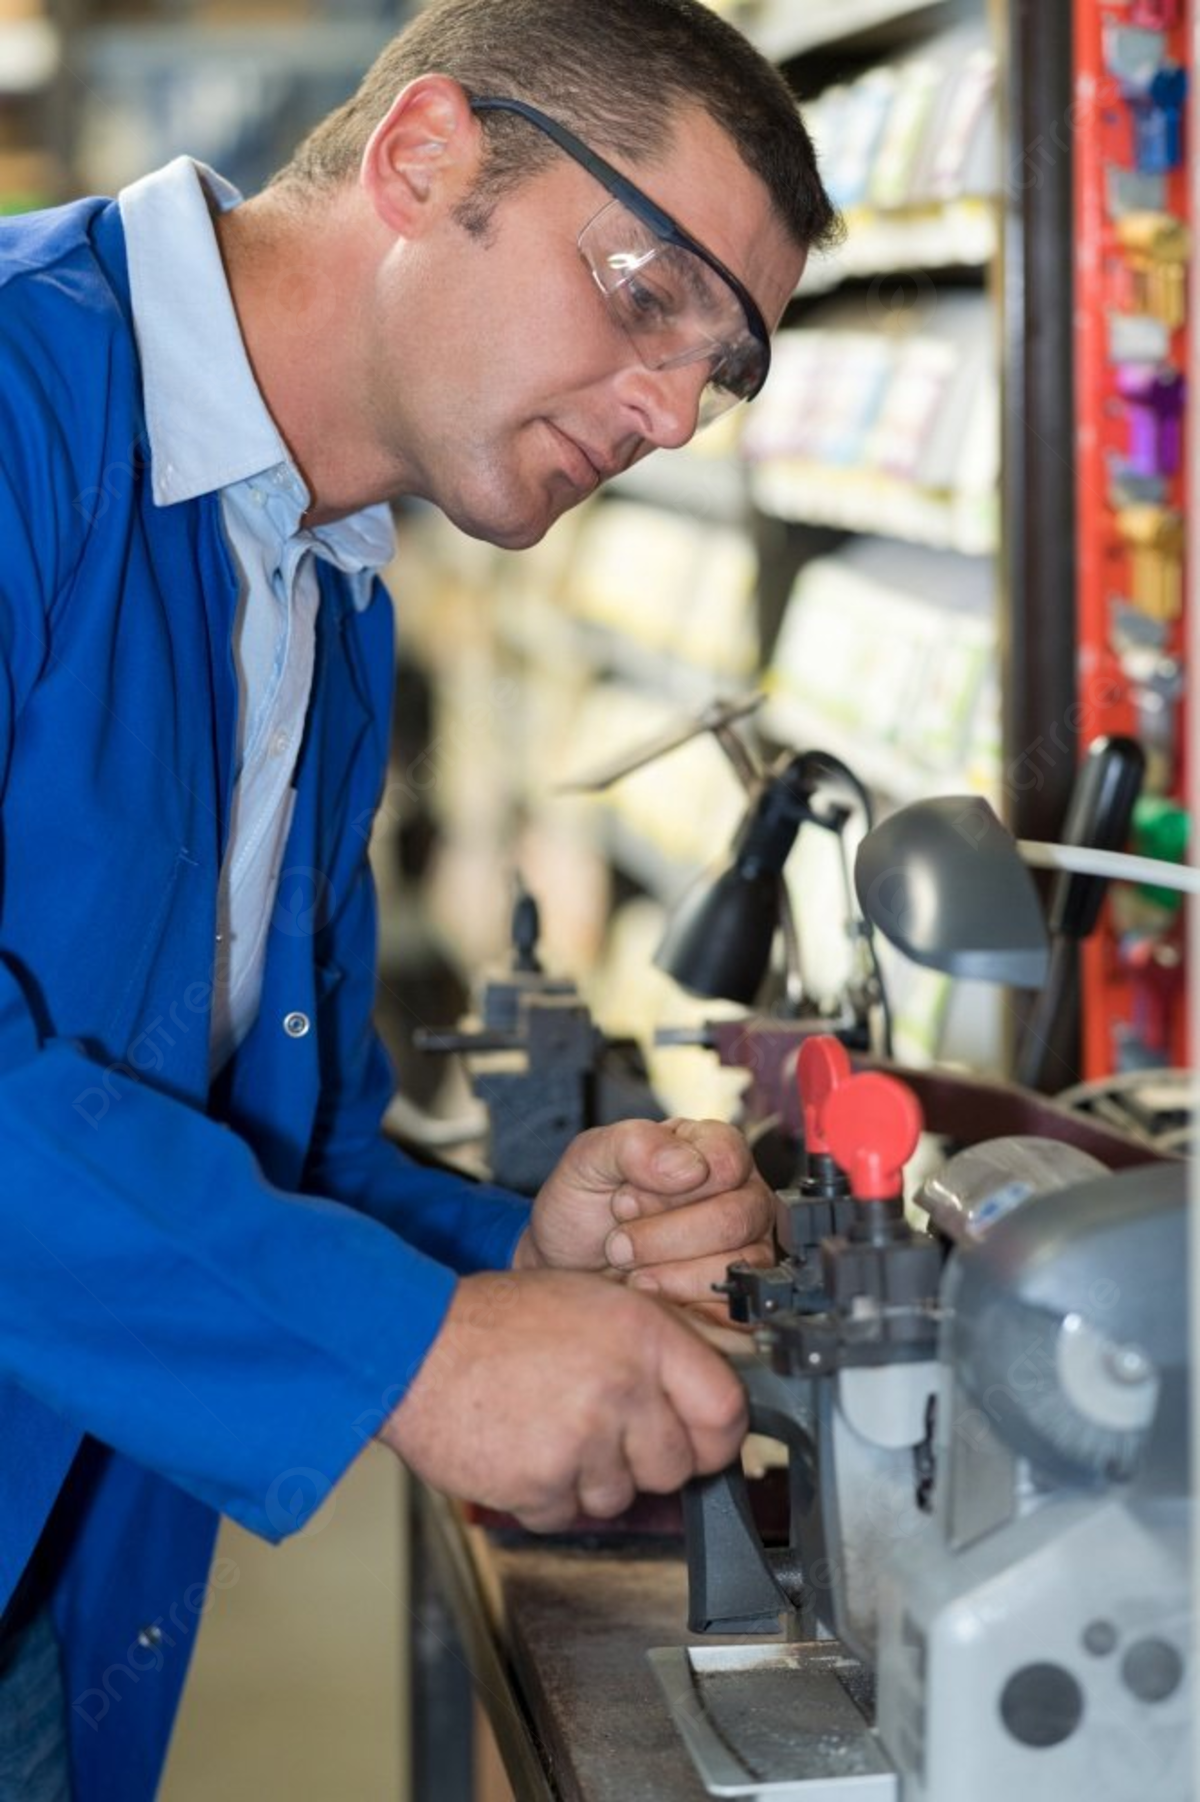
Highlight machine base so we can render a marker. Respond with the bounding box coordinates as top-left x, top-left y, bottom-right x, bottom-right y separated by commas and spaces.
648, 1643, 898, 1800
